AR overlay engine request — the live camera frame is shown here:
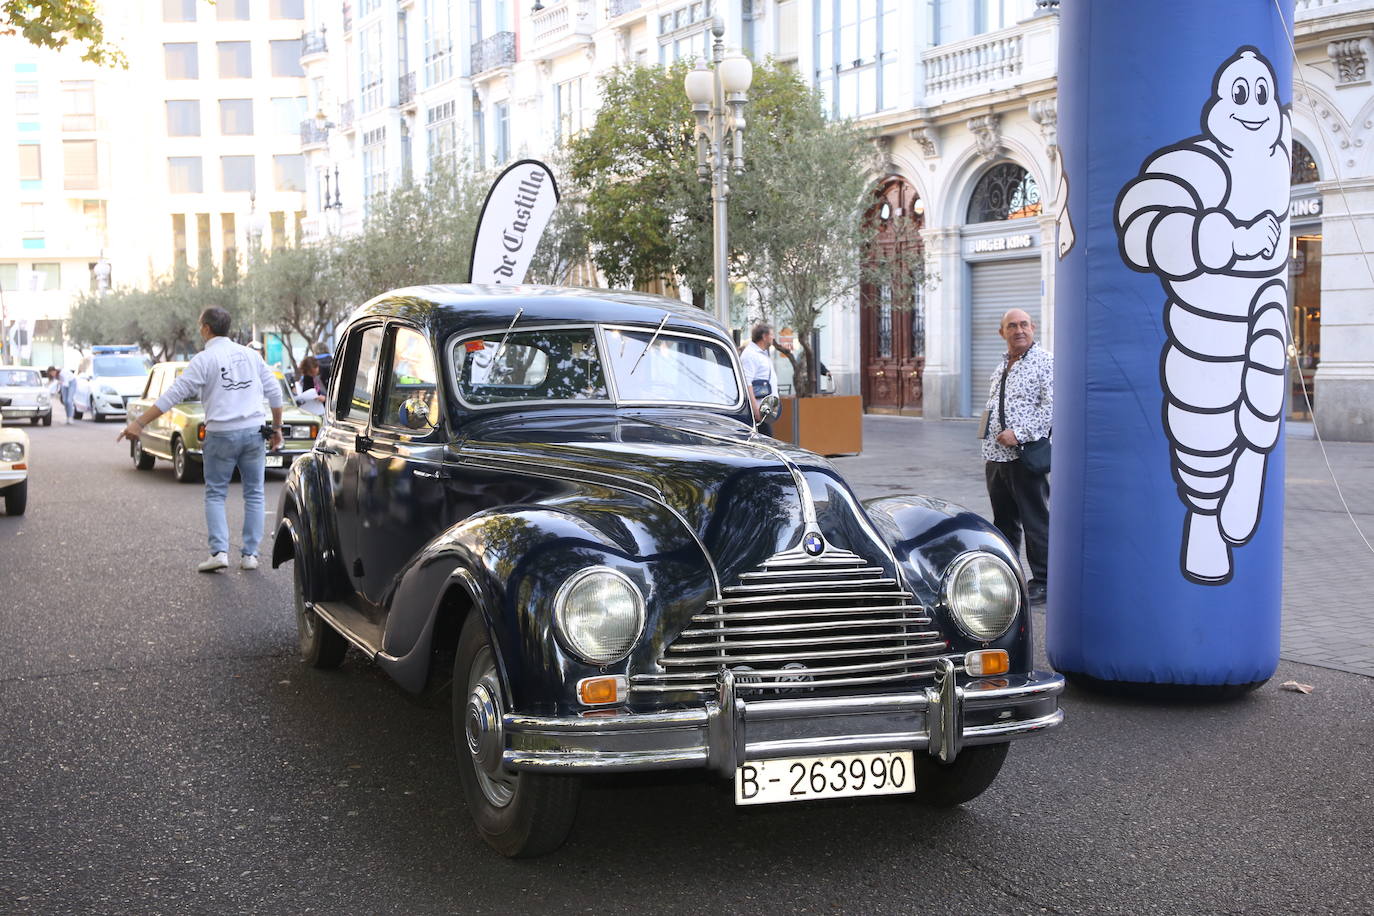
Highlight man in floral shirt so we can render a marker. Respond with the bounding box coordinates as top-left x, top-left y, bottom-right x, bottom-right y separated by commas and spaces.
982, 308, 1053, 603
